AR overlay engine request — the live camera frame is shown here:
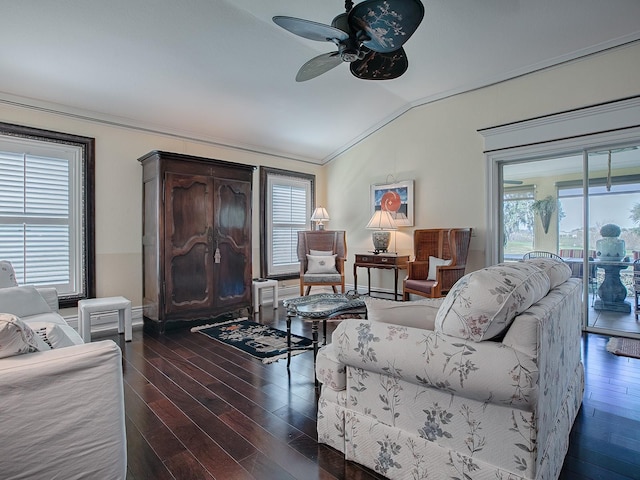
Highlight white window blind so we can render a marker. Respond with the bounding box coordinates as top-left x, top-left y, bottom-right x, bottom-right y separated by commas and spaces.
0, 136, 81, 293
267, 174, 311, 276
